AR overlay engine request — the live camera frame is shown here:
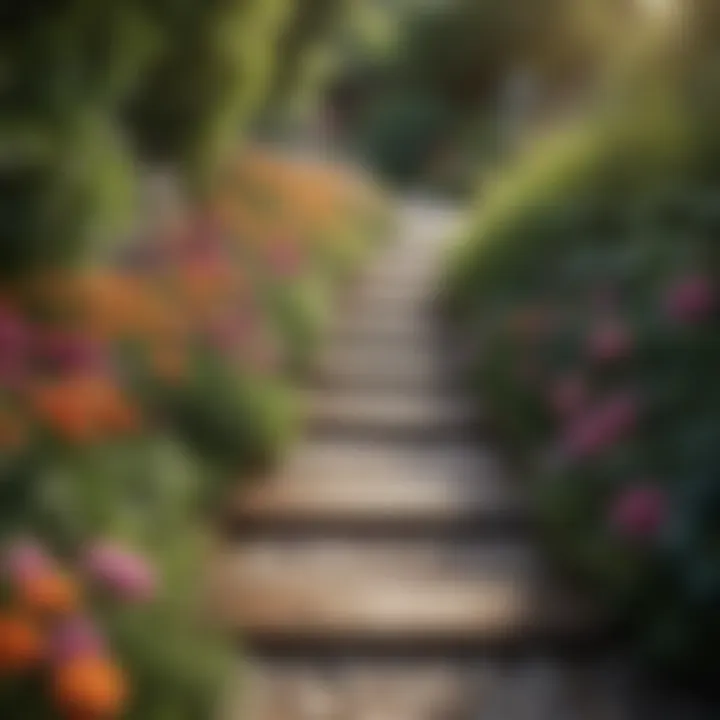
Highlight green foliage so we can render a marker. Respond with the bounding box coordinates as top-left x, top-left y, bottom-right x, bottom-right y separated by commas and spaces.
357, 91, 453, 185
107, 528, 232, 720
445, 79, 720, 672
126, 0, 291, 191
143, 350, 298, 480
0, 1, 390, 715
264, 0, 349, 115
266, 277, 331, 375
1, 2, 152, 273
444, 98, 693, 313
